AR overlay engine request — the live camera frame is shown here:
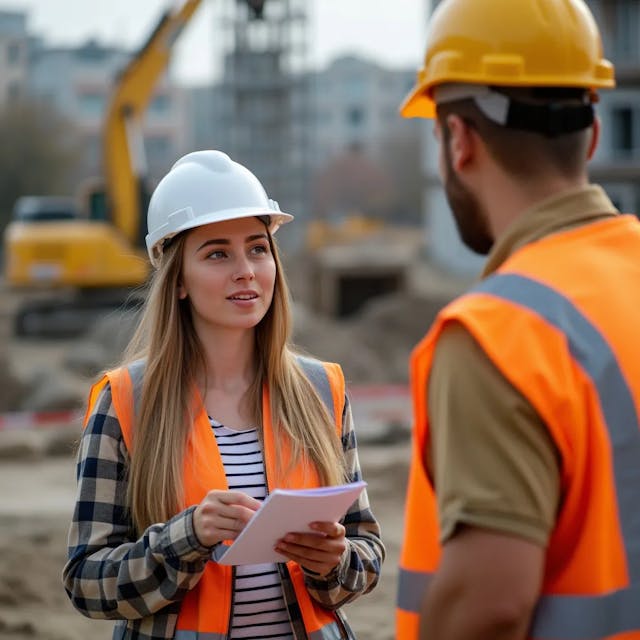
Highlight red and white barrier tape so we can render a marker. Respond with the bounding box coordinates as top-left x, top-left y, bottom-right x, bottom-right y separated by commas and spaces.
0, 409, 83, 432
0, 385, 411, 432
